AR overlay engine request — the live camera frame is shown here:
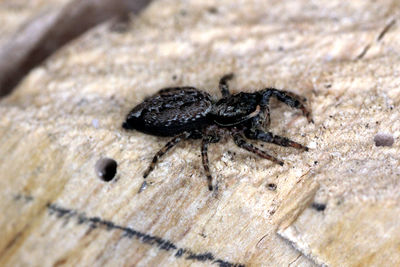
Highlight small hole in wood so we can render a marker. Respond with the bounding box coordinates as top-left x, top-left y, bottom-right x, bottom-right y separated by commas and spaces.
267, 183, 277, 191
374, 133, 394, 147
95, 158, 117, 182
311, 202, 326, 211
